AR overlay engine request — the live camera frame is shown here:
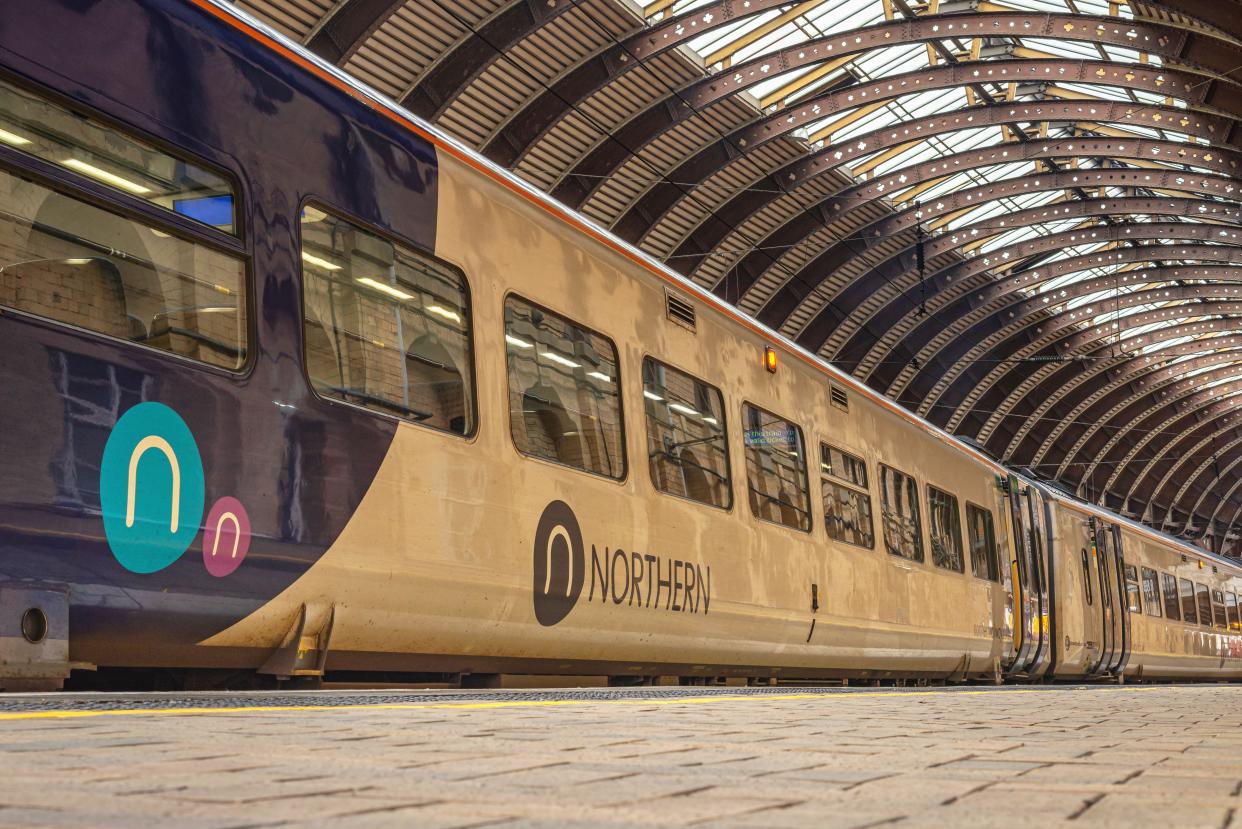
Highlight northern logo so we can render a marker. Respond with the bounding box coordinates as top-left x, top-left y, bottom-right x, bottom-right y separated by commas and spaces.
532, 501, 585, 626
100, 401, 252, 577
531, 500, 712, 626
